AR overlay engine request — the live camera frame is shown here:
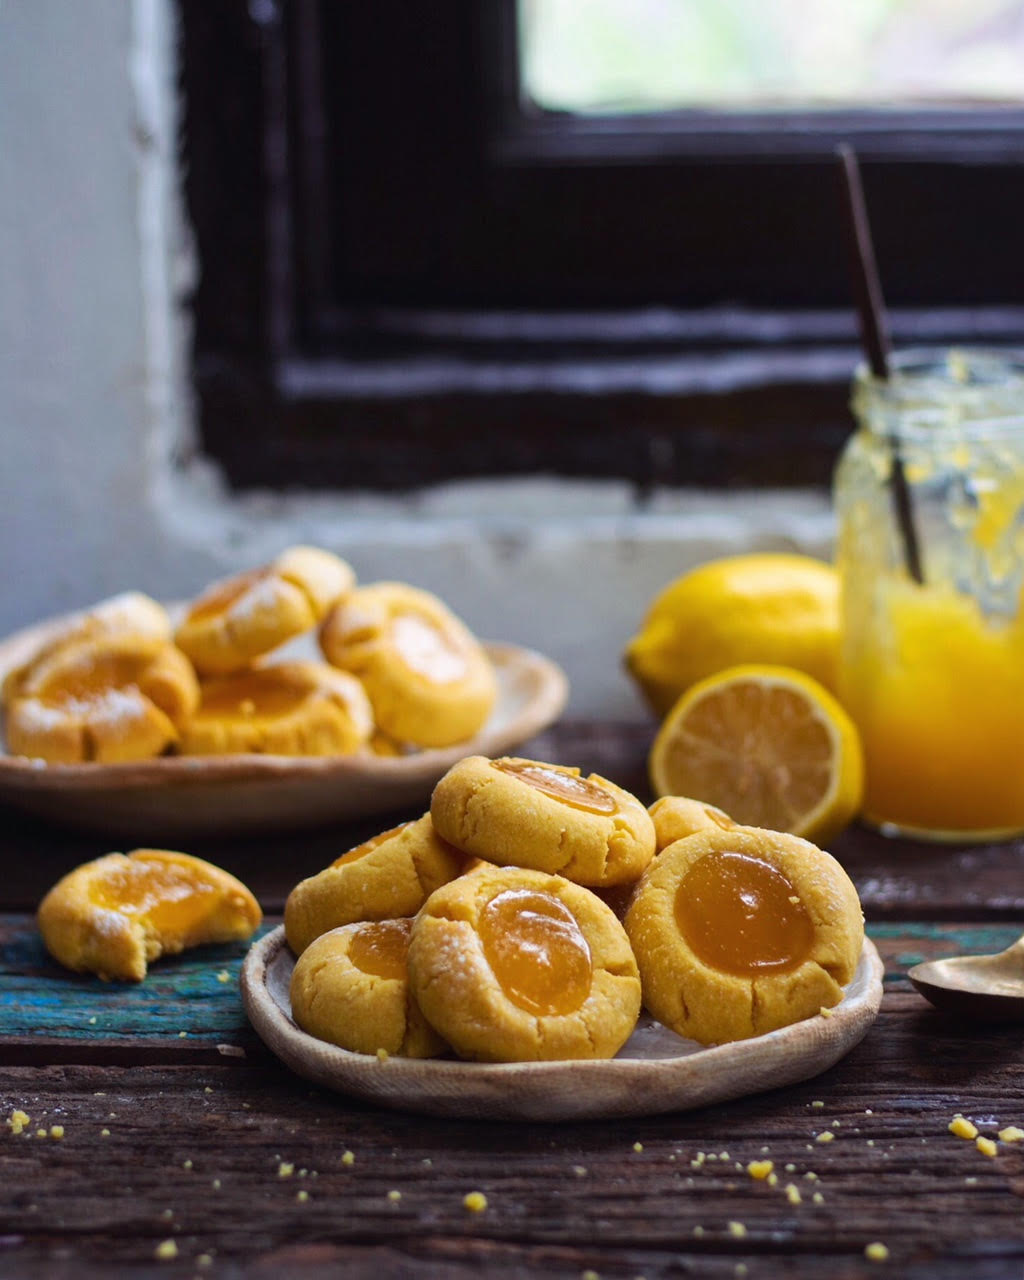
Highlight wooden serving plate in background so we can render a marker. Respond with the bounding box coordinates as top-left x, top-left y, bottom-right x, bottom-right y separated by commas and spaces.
242, 927, 884, 1122
0, 605, 568, 838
